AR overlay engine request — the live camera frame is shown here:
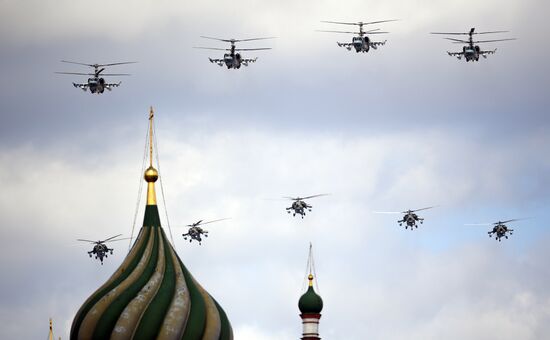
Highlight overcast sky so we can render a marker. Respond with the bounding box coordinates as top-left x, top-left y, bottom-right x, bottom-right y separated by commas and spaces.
1, 0, 549, 339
